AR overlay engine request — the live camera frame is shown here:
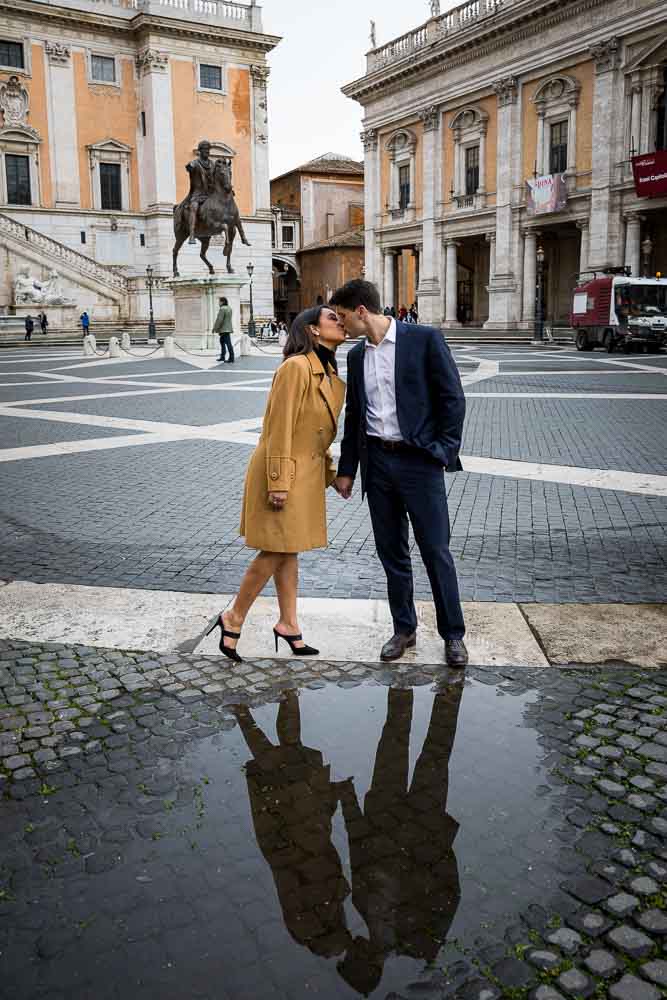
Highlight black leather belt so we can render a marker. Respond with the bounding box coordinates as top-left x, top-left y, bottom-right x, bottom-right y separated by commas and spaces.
367, 436, 411, 452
